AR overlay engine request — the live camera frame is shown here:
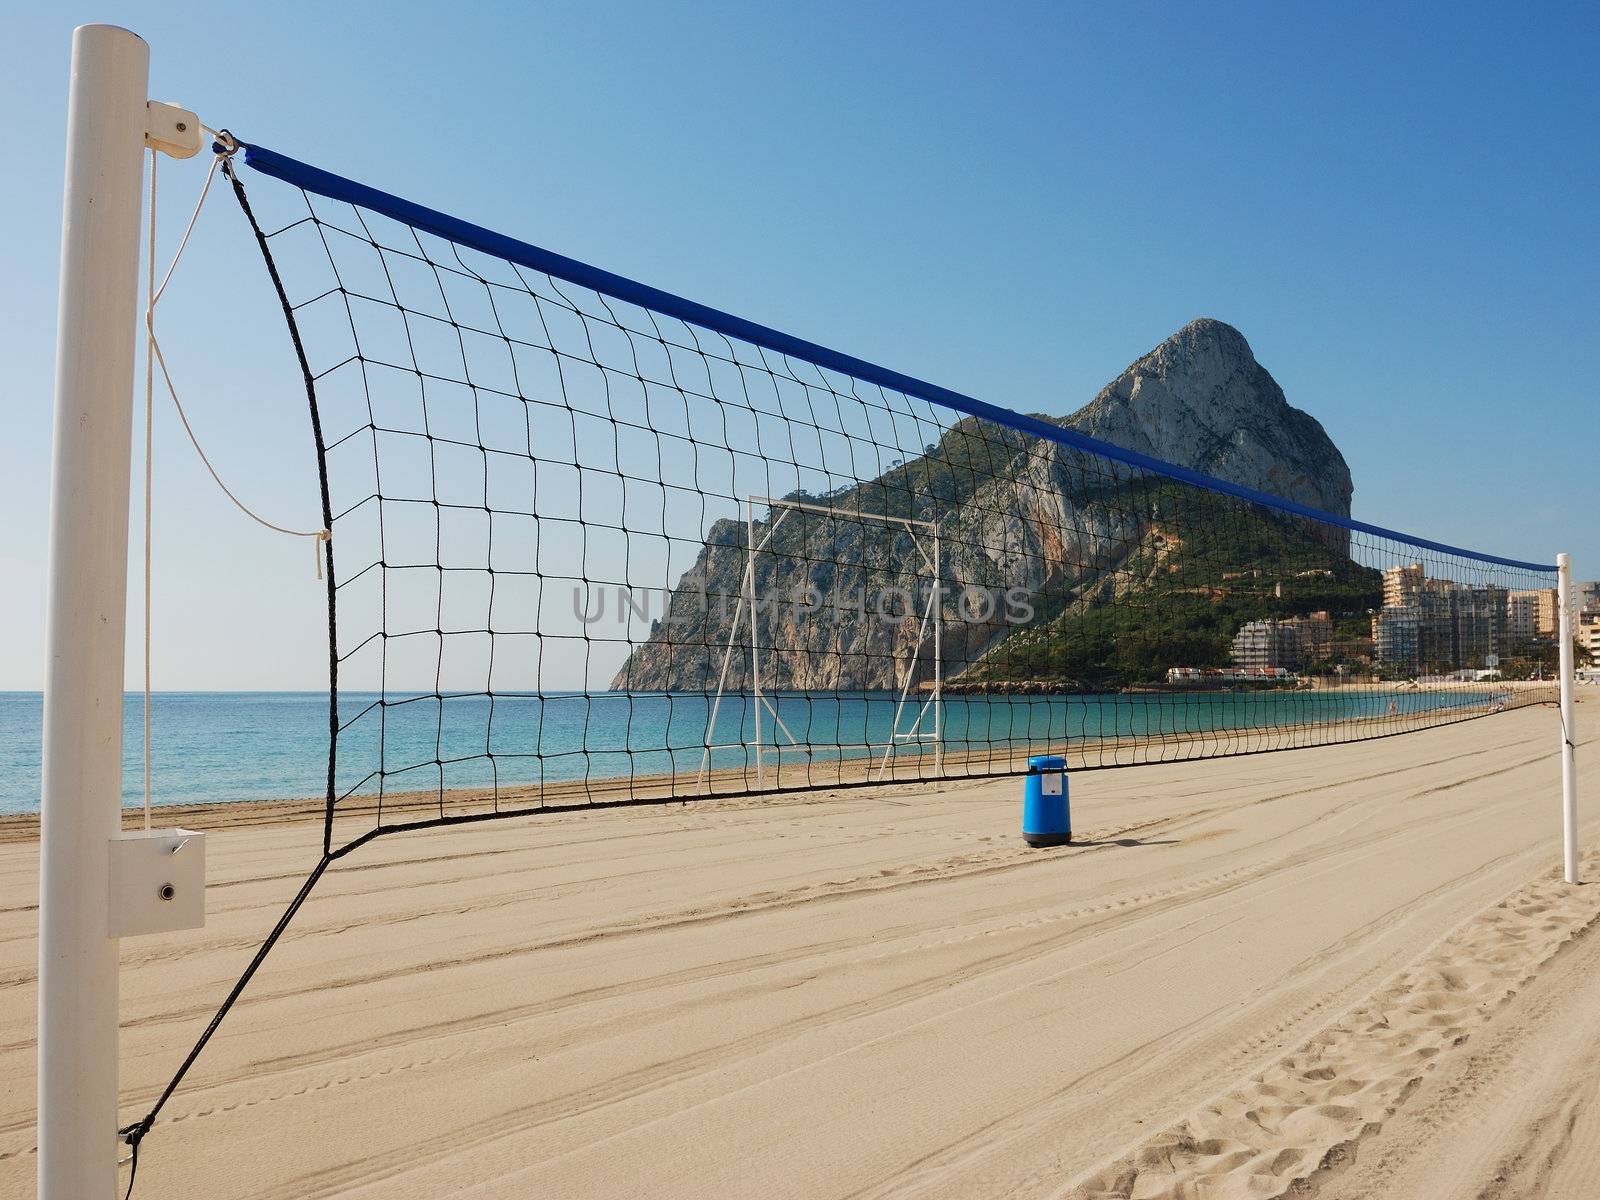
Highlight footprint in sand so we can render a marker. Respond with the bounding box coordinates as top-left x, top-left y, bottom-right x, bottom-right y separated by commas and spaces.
1067, 849, 1600, 1199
